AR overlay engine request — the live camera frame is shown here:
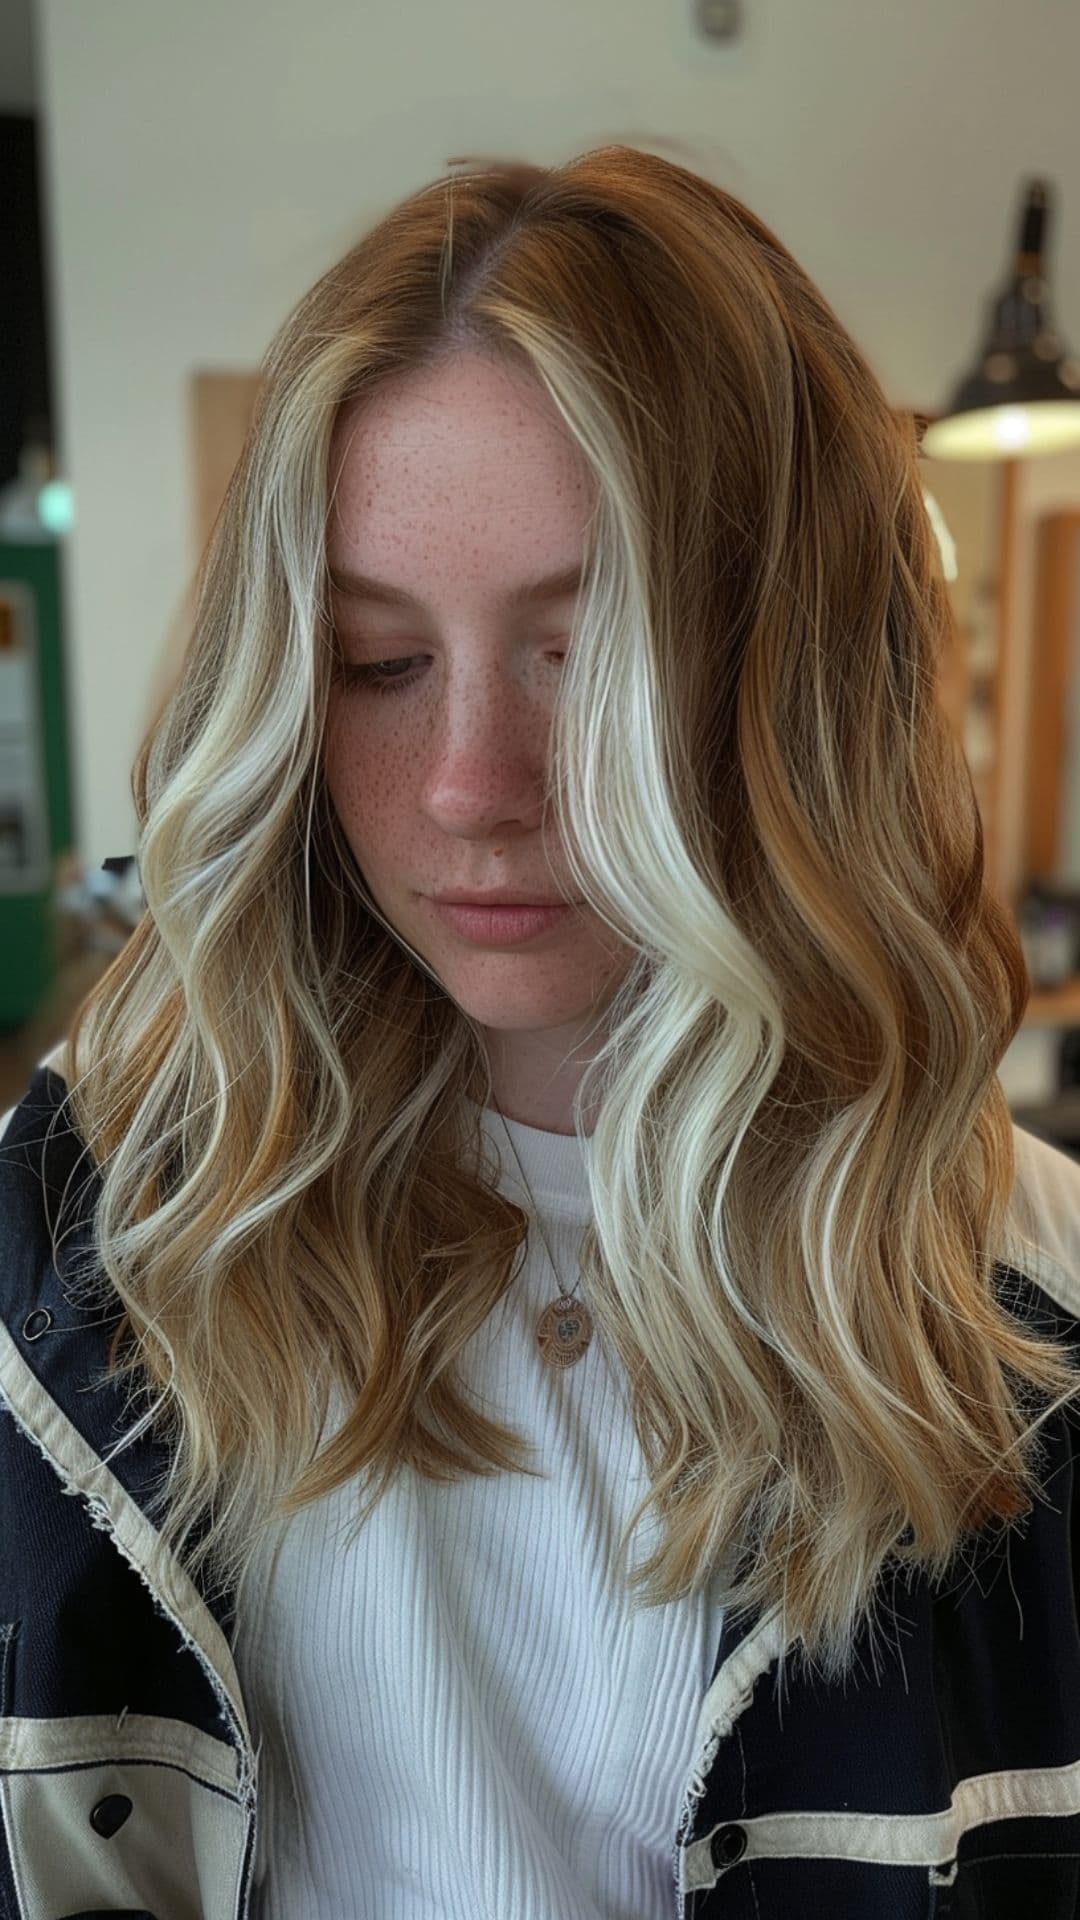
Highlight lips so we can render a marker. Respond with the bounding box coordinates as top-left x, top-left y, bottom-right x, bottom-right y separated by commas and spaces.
428, 899, 575, 945
432, 894, 570, 907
